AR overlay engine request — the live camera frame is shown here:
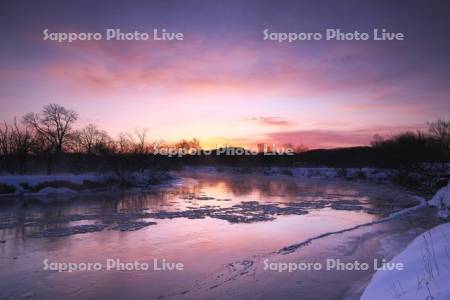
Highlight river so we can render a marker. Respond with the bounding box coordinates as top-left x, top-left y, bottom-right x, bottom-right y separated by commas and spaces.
0, 170, 440, 299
